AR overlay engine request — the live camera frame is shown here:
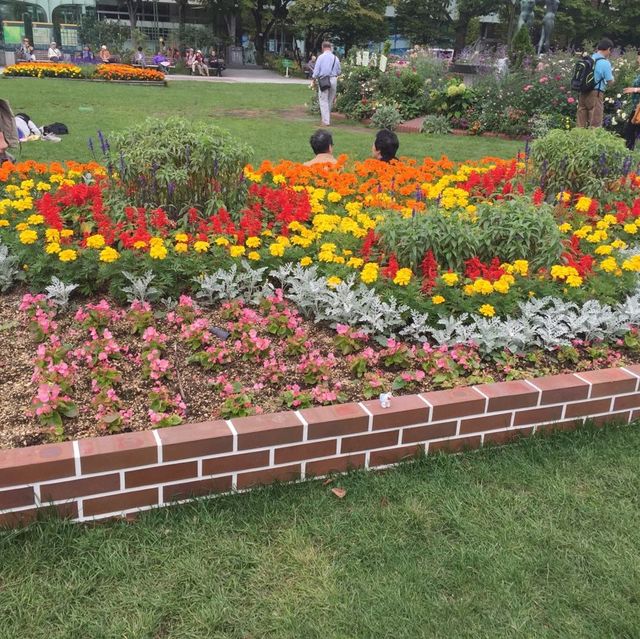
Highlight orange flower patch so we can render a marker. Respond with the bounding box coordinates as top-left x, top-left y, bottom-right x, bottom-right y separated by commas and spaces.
95, 64, 166, 82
